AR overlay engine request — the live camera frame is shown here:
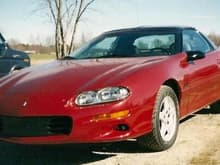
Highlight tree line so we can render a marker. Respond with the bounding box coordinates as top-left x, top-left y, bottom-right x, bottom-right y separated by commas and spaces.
208, 33, 220, 47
